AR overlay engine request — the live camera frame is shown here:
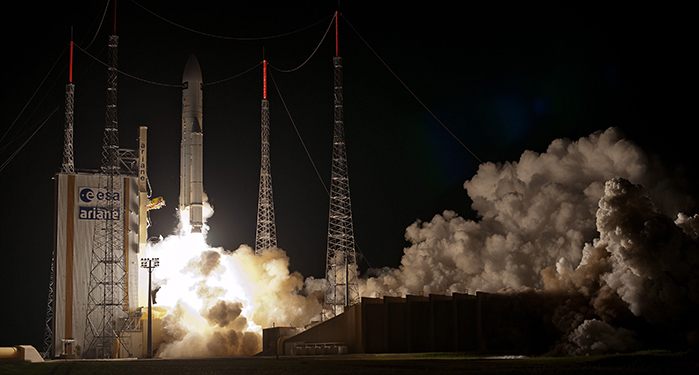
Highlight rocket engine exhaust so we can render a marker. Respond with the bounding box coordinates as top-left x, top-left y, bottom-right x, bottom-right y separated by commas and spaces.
180, 54, 204, 233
